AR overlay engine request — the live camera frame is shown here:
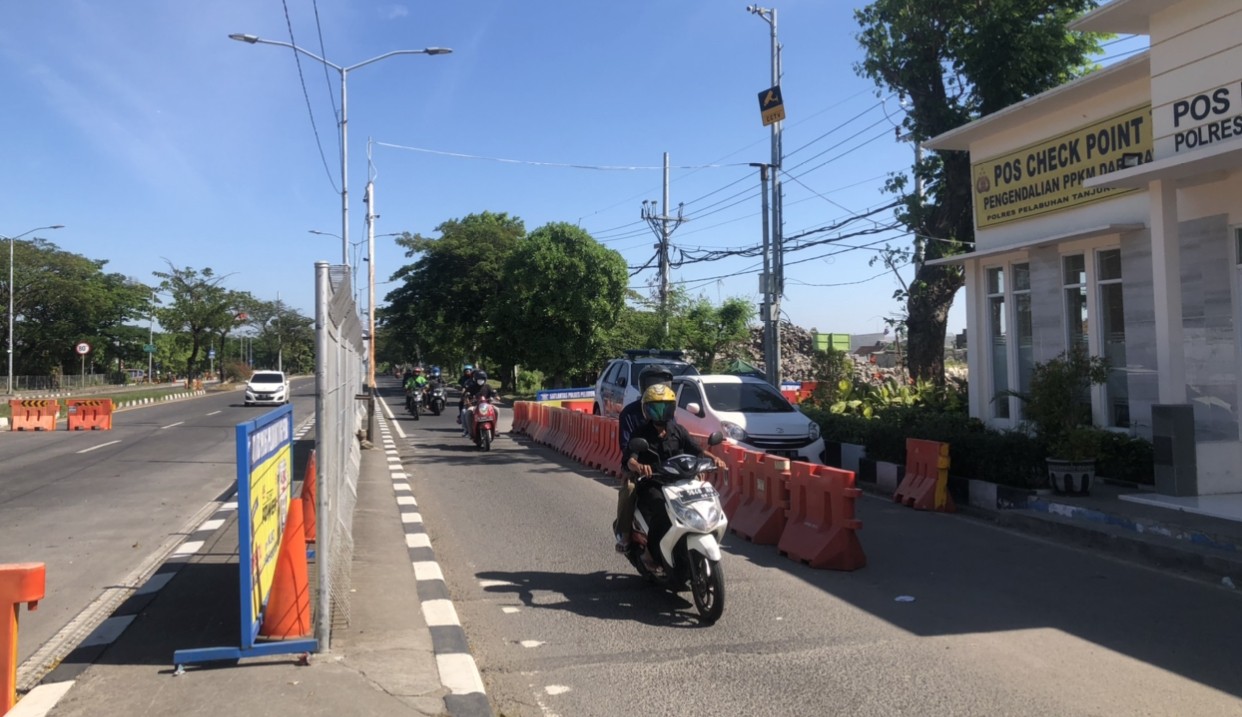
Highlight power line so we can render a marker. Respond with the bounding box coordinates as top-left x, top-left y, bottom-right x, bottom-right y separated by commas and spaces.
309, 0, 340, 159
280, 0, 339, 194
